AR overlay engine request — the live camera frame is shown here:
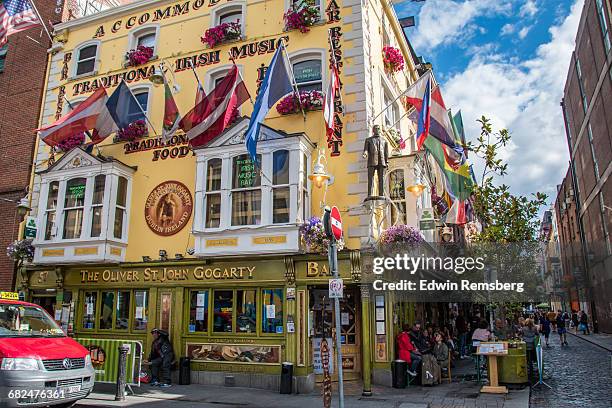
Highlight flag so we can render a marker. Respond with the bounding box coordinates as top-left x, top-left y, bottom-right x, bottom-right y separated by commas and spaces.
415, 76, 431, 149
37, 87, 110, 147
446, 198, 467, 225
423, 133, 473, 202
105, 80, 147, 130
245, 43, 293, 163
179, 64, 250, 148
162, 75, 181, 142
324, 63, 340, 137
0, 0, 41, 46
404, 72, 463, 153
